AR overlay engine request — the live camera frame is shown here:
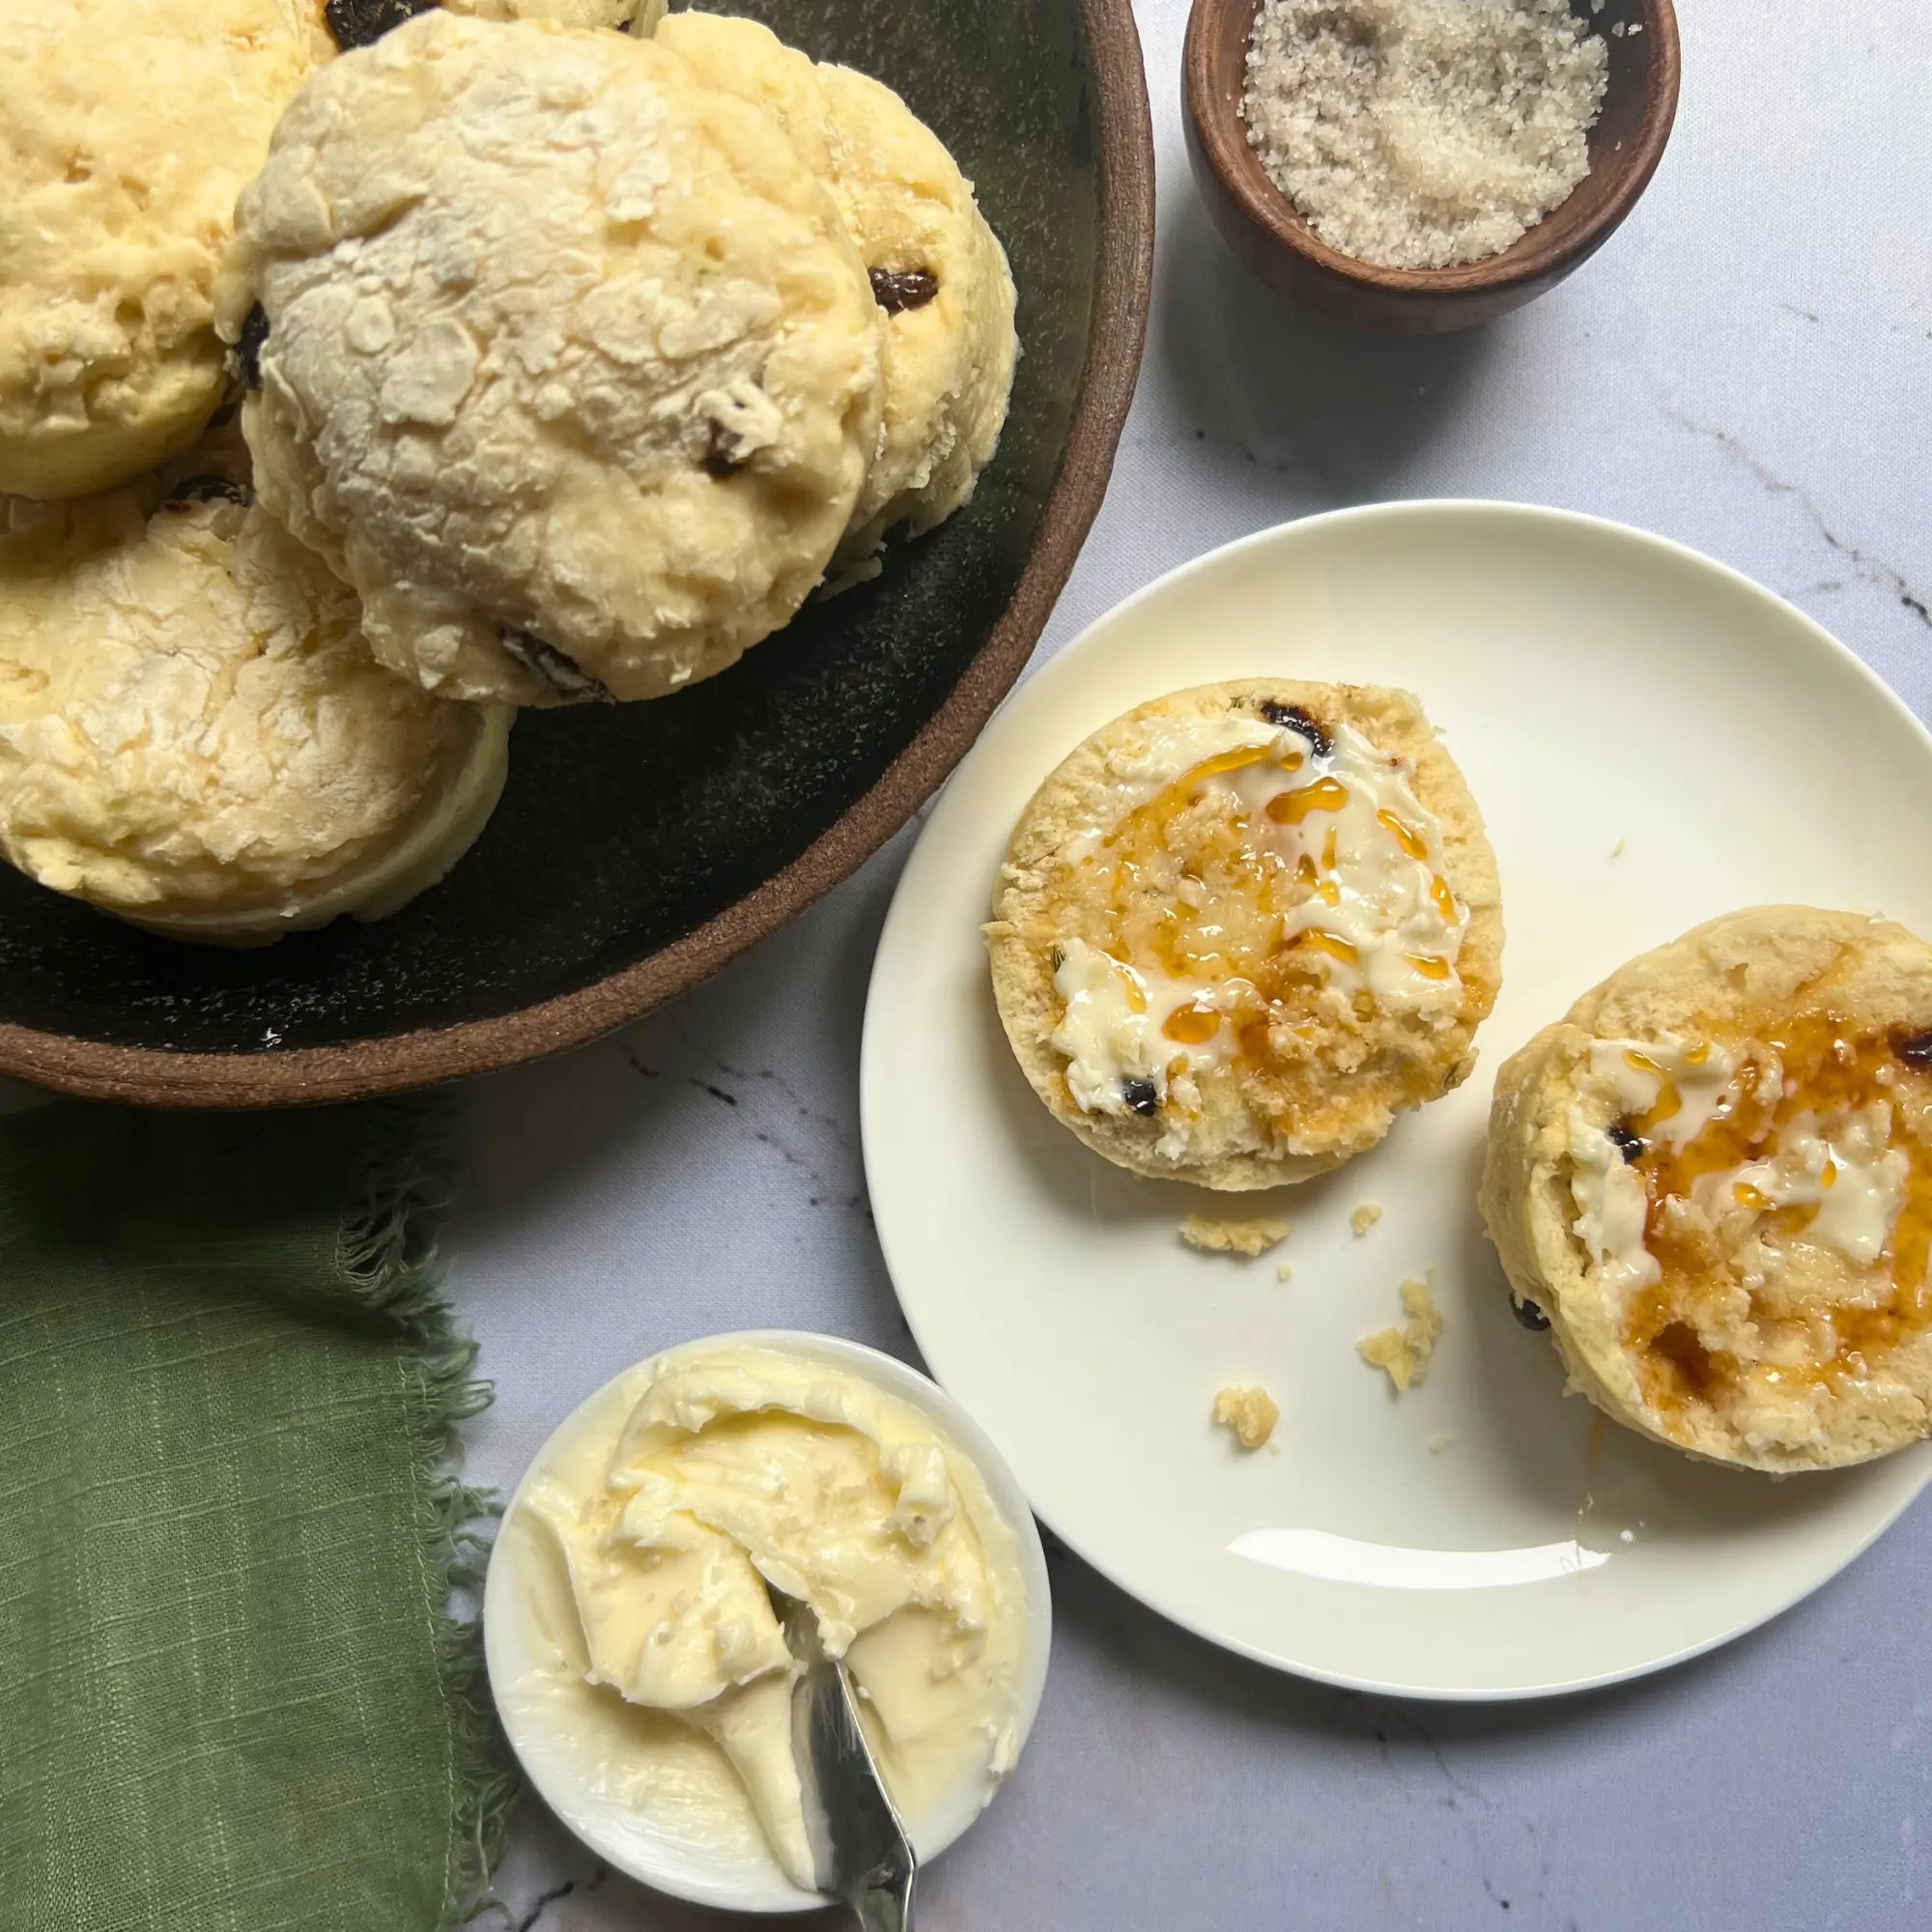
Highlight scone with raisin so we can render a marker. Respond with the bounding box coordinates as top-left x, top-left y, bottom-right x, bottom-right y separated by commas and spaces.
655, 12, 1017, 573
321, 0, 665, 51
1481, 907, 1932, 1472
0, 0, 318, 499
442, 0, 665, 26
220, 11, 883, 705
988, 682, 1503, 1189
0, 465, 509, 944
